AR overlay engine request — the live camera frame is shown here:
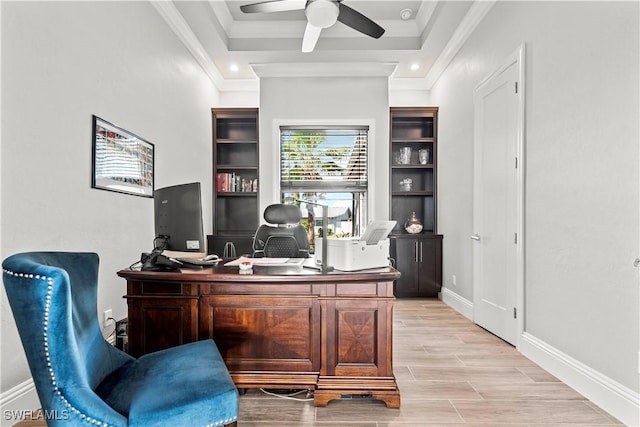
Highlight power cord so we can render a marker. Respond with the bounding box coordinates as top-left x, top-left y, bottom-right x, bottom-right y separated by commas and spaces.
102, 316, 117, 343
259, 388, 314, 402
129, 236, 170, 269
